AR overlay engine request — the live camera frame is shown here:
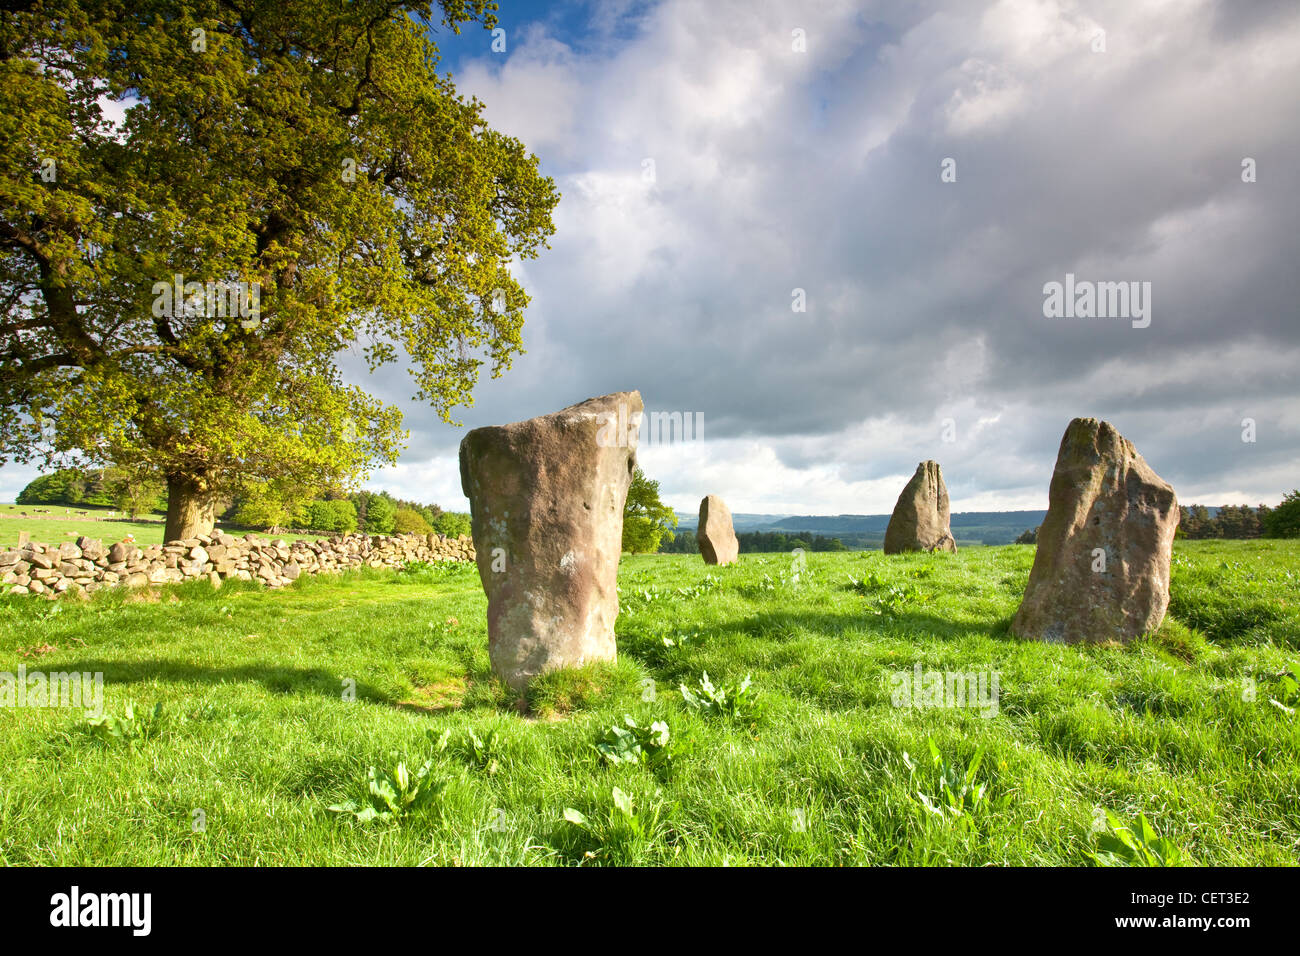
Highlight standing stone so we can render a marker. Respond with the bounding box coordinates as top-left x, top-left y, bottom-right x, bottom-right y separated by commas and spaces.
460, 392, 641, 690
883, 461, 957, 554
697, 495, 739, 566
17, 530, 29, 547
1011, 418, 1179, 645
